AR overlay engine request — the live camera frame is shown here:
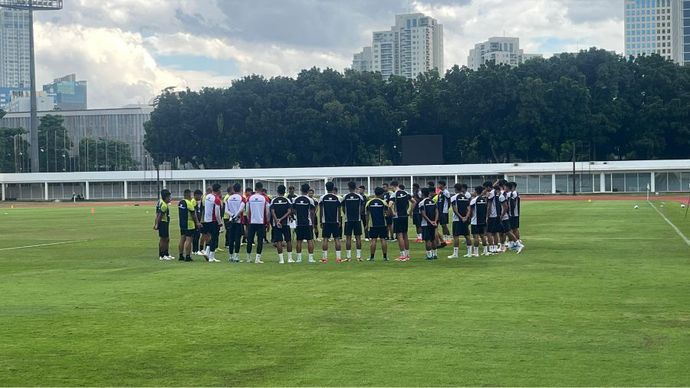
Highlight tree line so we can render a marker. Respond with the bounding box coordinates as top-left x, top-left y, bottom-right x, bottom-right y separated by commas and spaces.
0, 111, 138, 173
144, 48, 690, 169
